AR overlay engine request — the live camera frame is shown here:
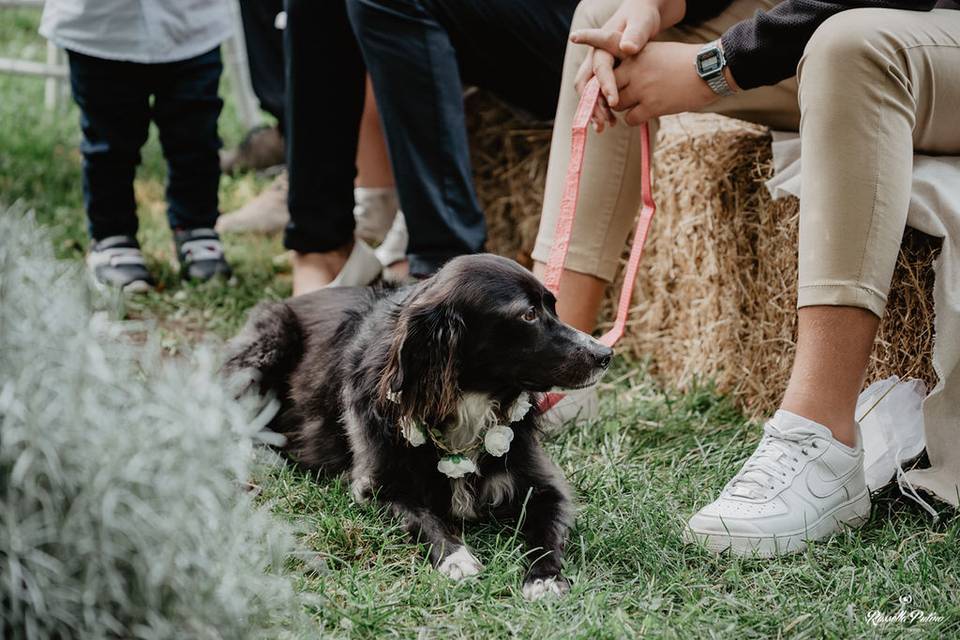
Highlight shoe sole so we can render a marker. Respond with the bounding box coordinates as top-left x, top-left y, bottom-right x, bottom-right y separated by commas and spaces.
684, 488, 871, 558
89, 271, 153, 296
